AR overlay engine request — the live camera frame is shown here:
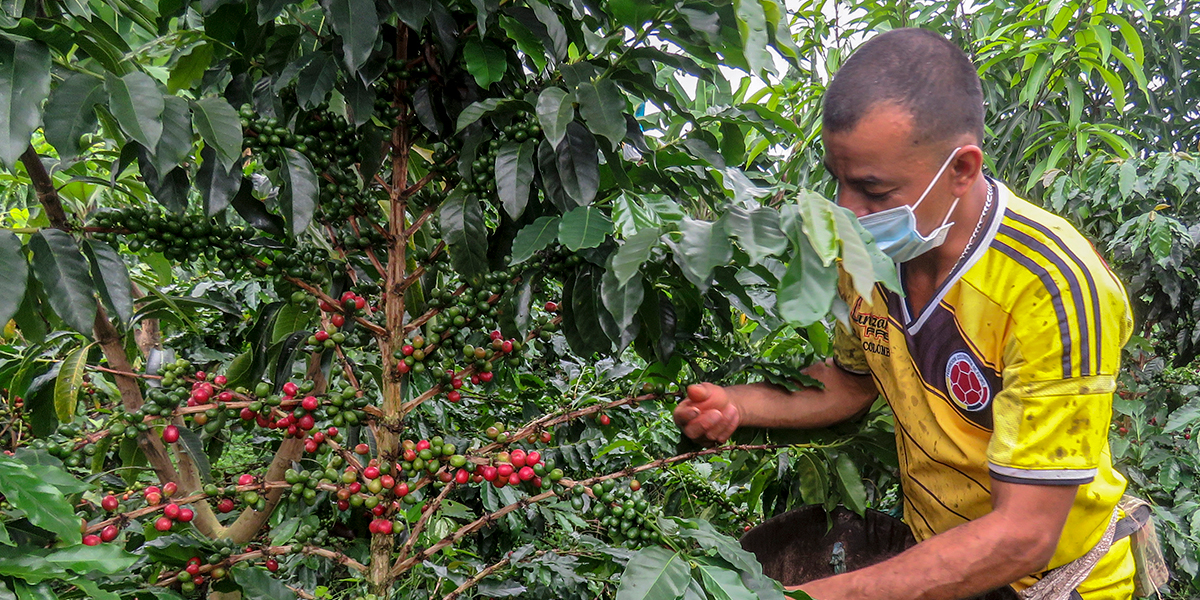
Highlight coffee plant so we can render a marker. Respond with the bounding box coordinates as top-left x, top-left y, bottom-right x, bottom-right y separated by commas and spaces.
0, 0, 901, 599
